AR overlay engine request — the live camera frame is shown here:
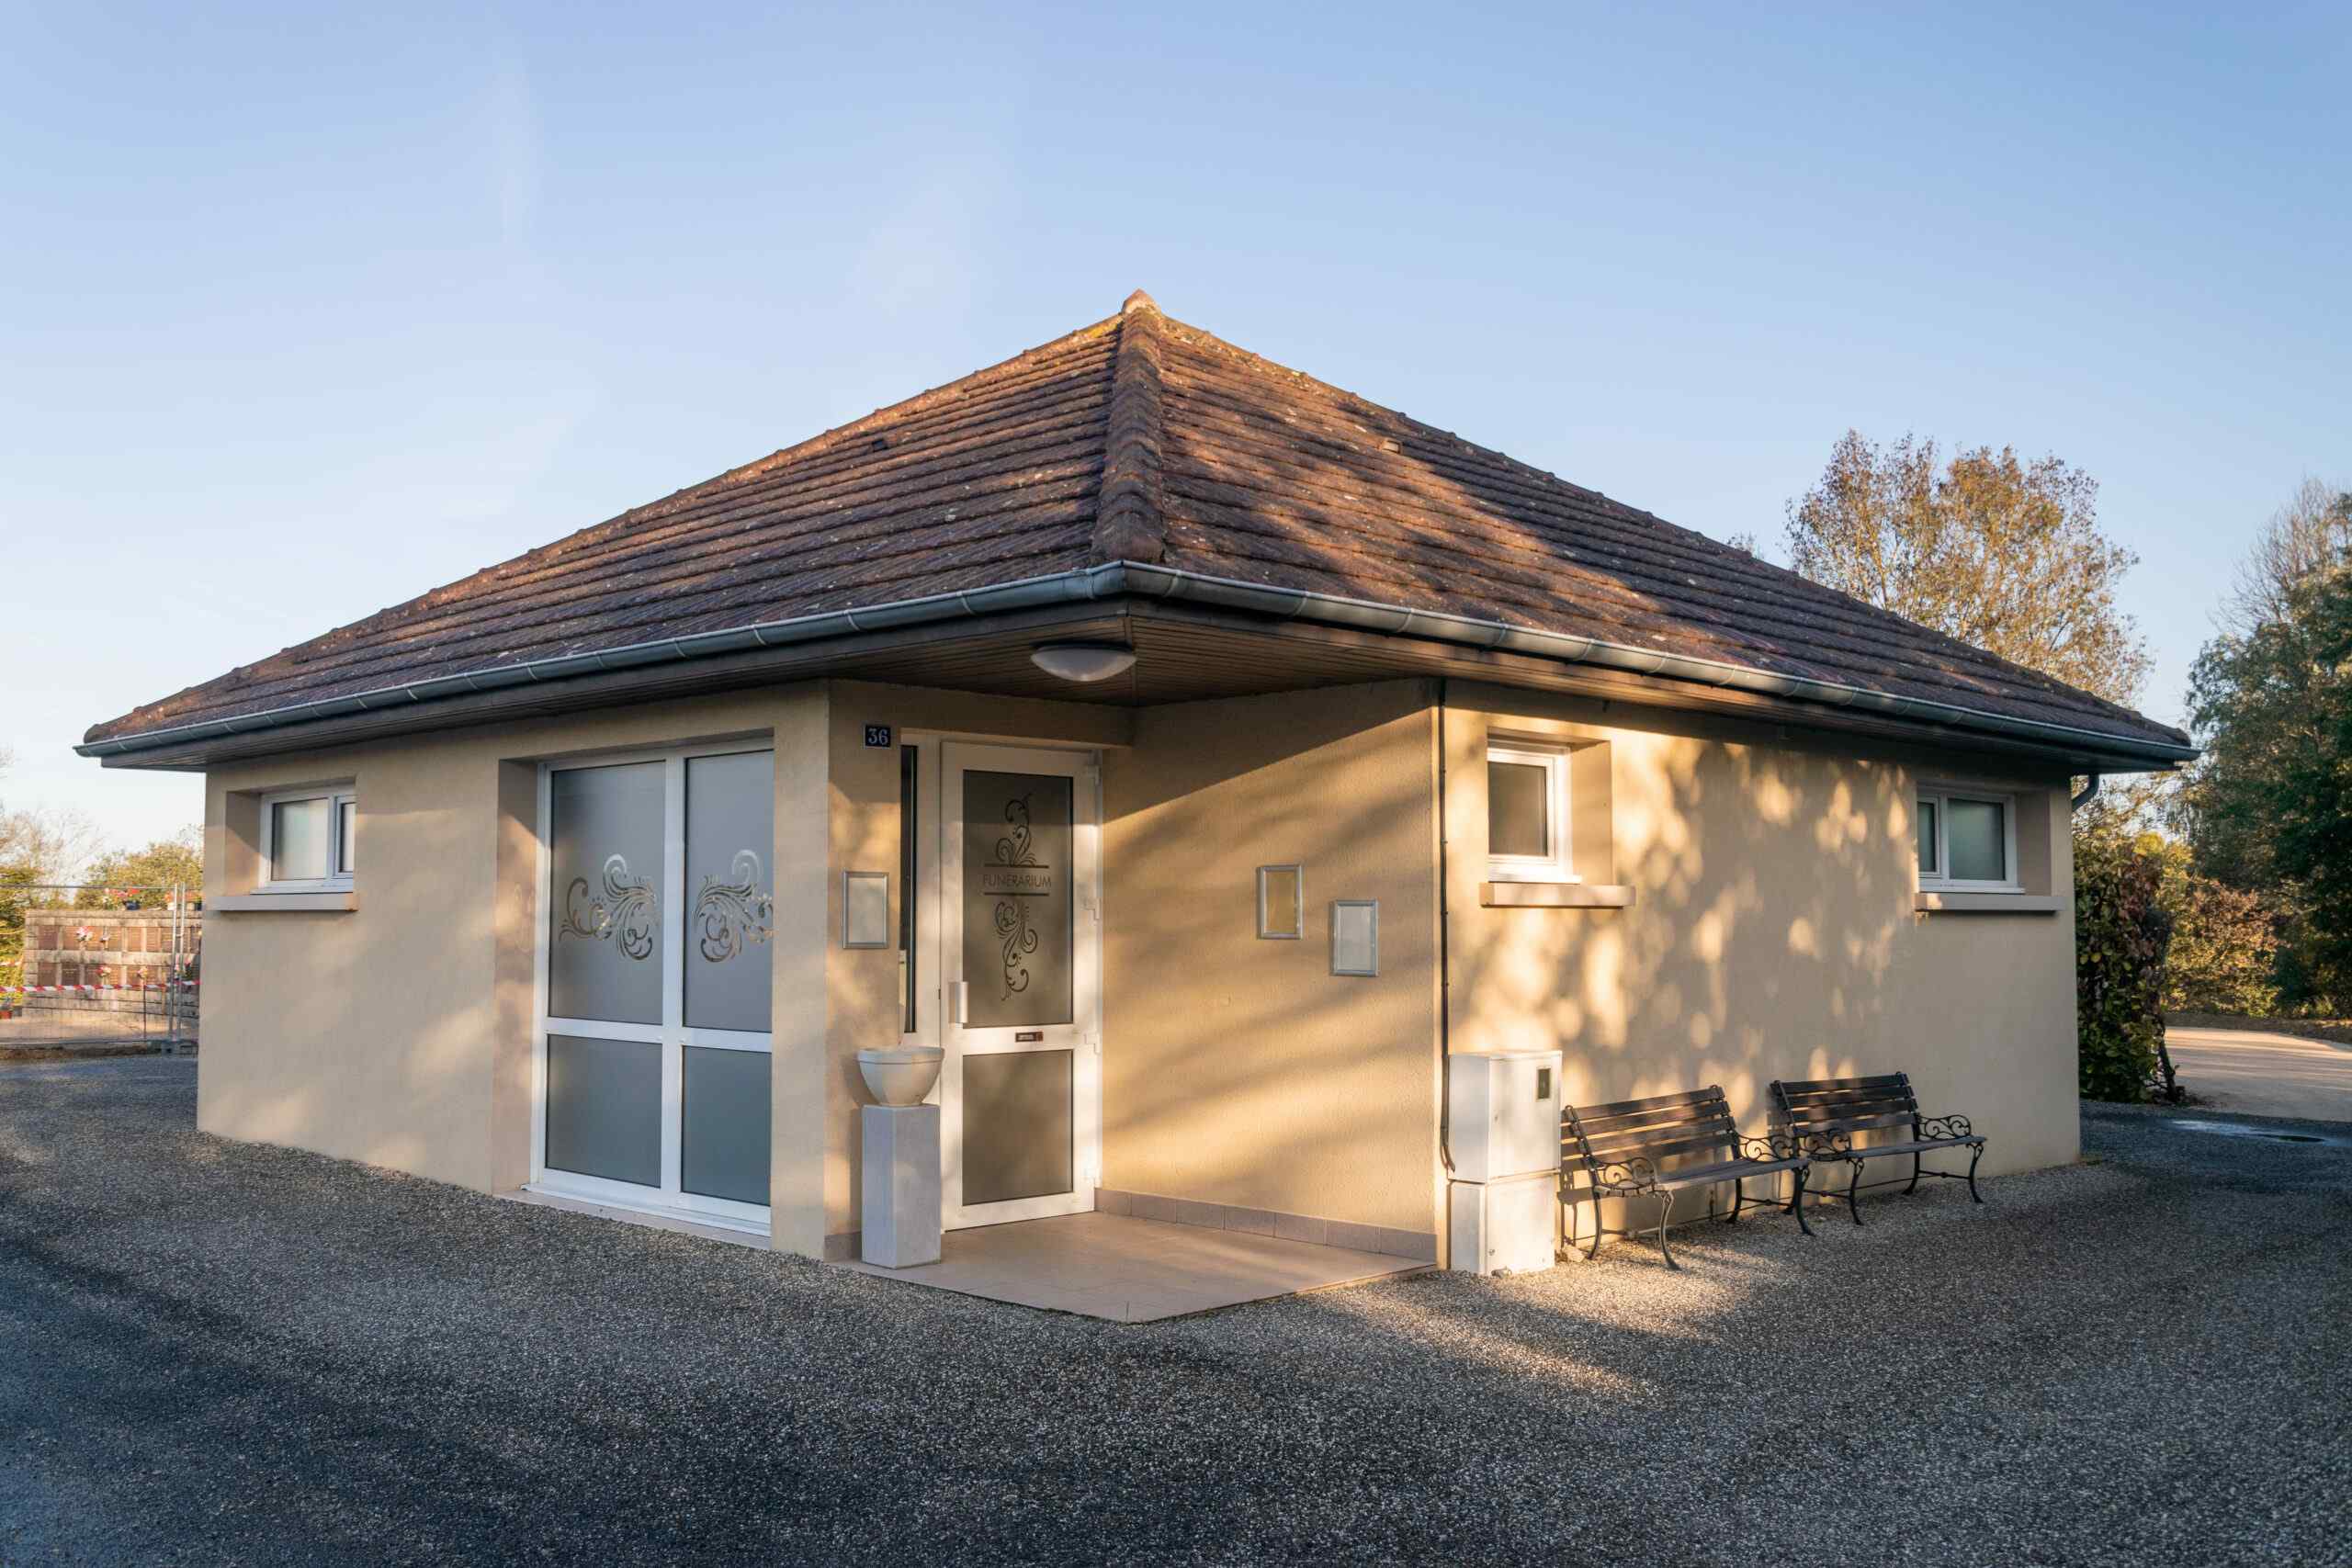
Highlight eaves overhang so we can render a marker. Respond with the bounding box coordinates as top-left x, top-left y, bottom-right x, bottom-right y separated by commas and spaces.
78, 562, 2199, 771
